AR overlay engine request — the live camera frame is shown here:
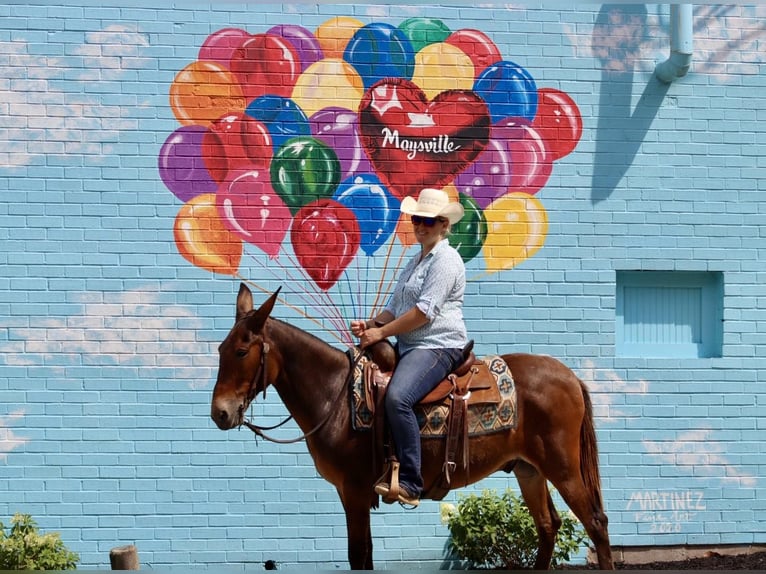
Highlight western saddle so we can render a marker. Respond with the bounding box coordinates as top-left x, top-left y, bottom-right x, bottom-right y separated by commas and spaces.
362, 340, 501, 502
